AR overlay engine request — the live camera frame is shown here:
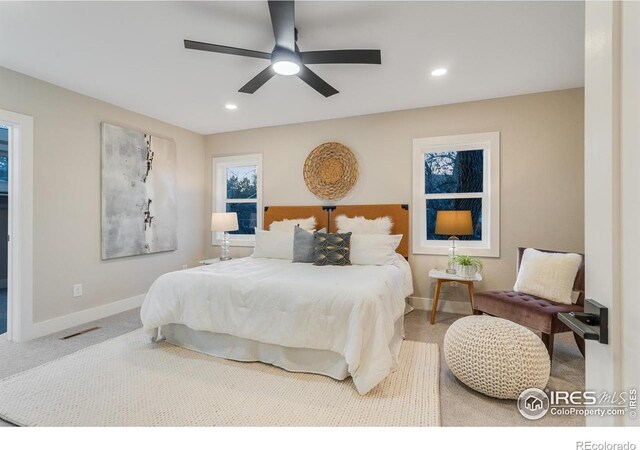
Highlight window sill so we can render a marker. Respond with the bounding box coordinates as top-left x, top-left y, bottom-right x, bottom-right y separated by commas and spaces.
413, 246, 499, 258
